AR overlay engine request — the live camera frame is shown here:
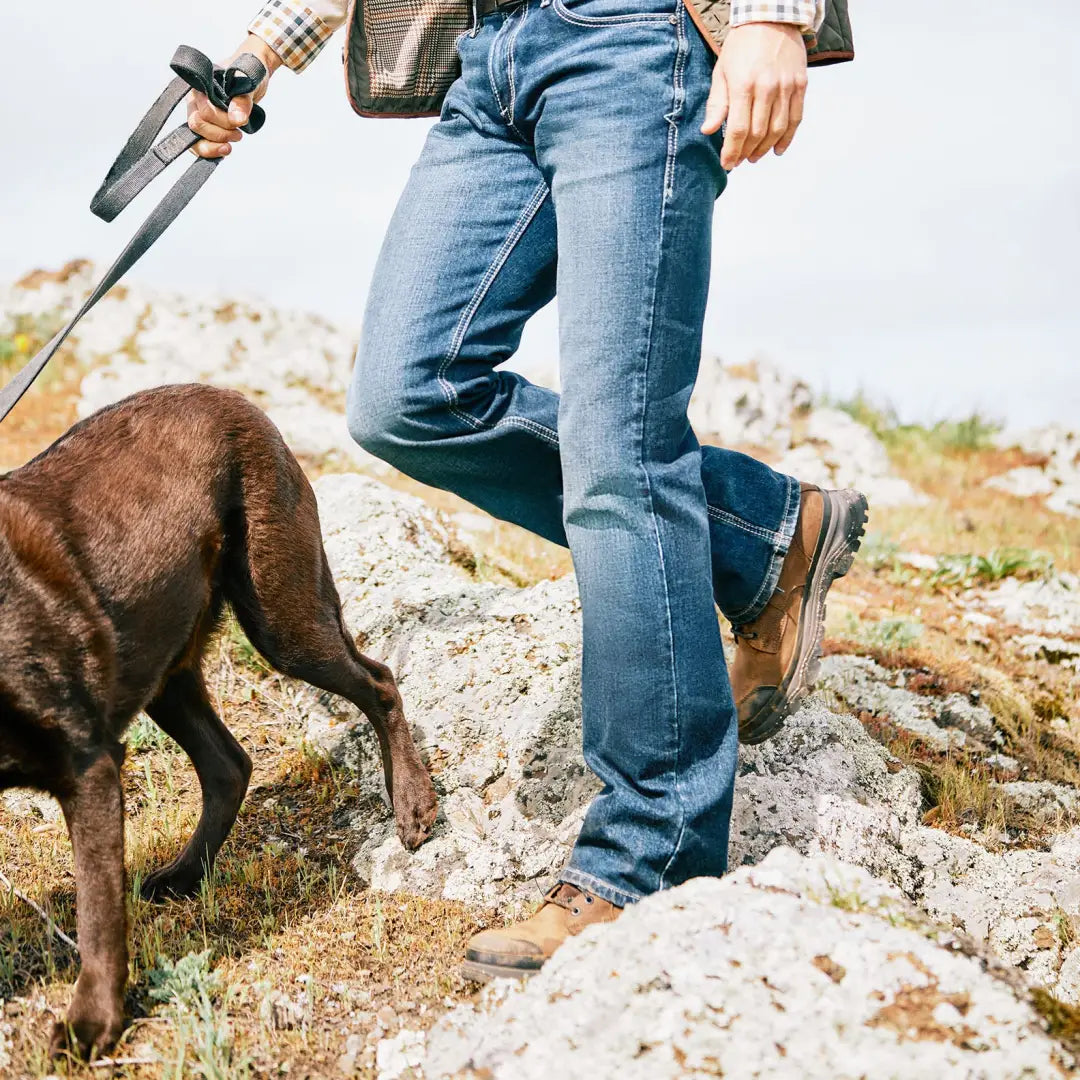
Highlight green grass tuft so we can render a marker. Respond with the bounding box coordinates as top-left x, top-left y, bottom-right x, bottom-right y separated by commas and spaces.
843, 613, 924, 650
